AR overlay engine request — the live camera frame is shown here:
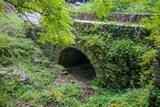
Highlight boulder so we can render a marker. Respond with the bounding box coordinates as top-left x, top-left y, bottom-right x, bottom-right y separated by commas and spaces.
0, 71, 7, 76
12, 69, 33, 84
0, 69, 33, 84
